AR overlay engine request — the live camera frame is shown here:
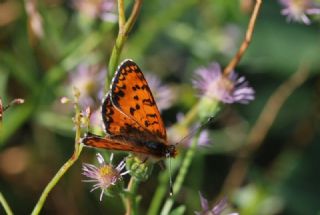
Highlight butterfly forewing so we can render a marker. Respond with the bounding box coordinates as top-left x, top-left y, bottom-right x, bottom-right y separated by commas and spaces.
108, 60, 167, 142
